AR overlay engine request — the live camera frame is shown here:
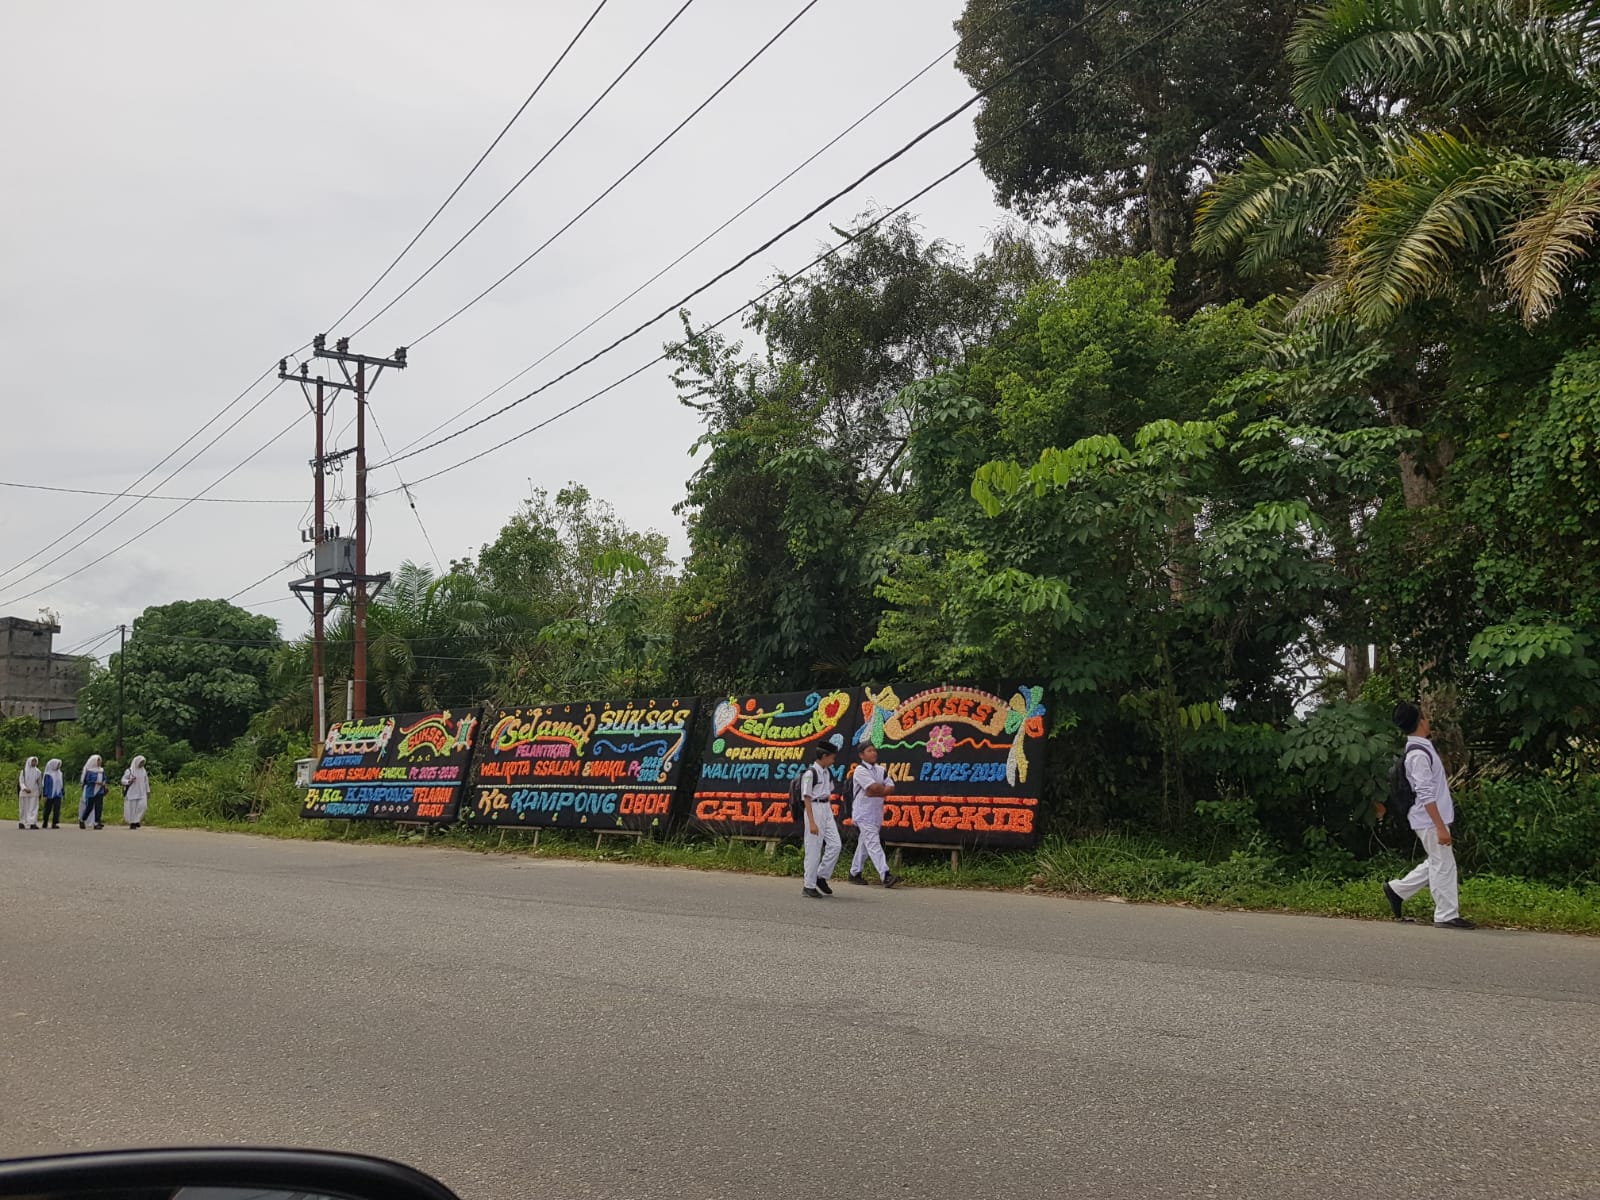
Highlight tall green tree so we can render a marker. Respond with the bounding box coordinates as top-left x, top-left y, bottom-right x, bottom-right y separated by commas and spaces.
1195, 0, 1600, 749
954, 0, 1299, 302
667, 216, 1048, 691
468, 484, 676, 698
82, 599, 281, 754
